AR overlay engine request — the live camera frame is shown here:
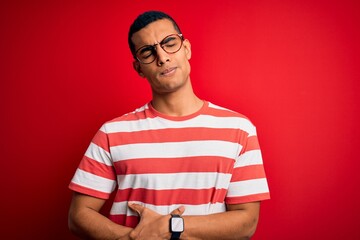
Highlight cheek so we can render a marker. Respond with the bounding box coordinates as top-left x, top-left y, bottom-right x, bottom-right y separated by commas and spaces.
141, 66, 157, 78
